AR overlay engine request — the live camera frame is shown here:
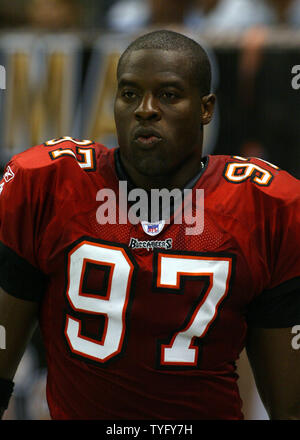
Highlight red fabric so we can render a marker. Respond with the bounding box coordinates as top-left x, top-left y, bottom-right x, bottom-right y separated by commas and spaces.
0, 140, 299, 419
